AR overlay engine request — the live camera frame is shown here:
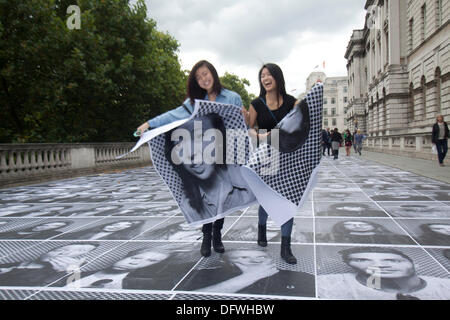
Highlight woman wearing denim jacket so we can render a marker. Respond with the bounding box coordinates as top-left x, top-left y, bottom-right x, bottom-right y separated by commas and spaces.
136, 60, 243, 257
